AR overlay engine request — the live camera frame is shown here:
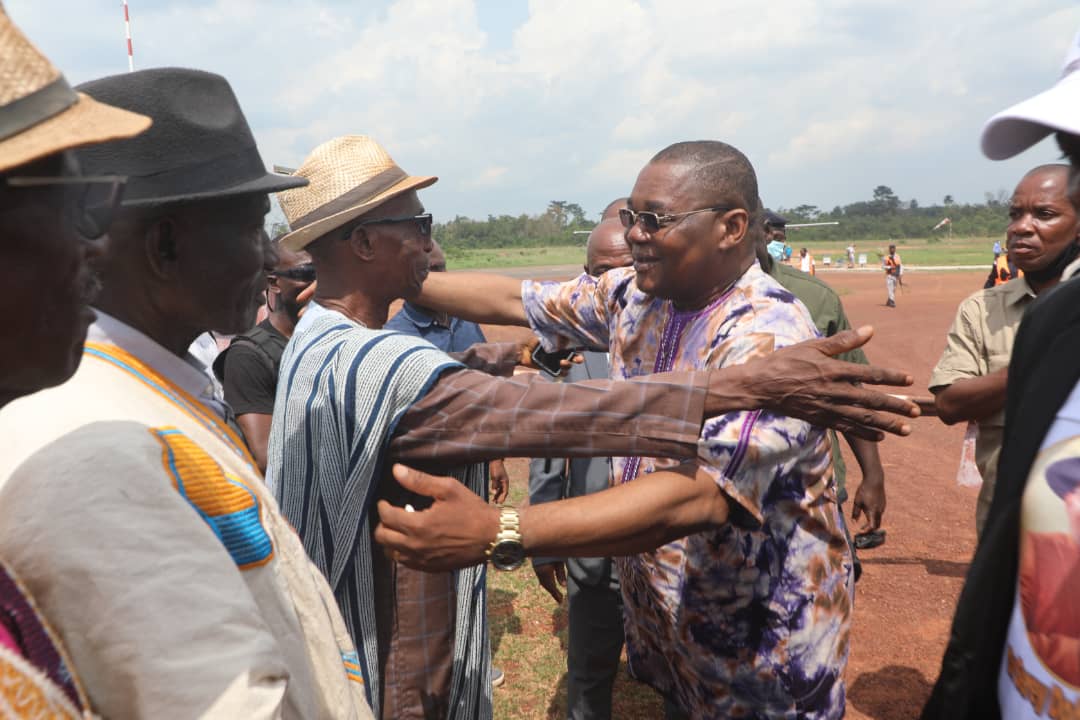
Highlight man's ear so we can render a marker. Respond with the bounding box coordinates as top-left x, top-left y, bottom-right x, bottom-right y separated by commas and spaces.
347, 225, 377, 261
717, 209, 751, 249
144, 217, 179, 280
